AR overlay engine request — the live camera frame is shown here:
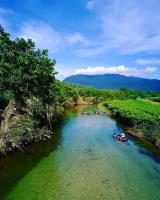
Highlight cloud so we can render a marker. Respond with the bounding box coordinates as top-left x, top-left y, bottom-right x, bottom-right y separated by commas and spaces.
85, 0, 160, 54
65, 32, 88, 45
74, 65, 157, 77
18, 21, 89, 53
76, 45, 106, 56
86, 0, 96, 10
18, 21, 62, 53
136, 58, 160, 65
